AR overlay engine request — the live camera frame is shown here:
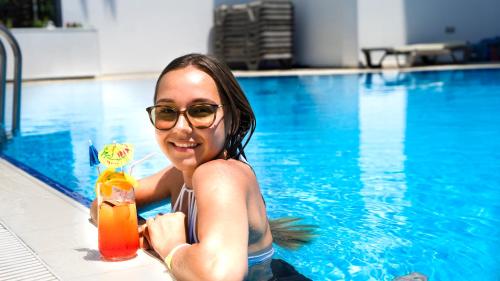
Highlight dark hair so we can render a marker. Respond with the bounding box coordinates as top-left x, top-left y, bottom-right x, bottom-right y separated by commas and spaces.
154, 53, 256, 160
